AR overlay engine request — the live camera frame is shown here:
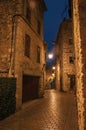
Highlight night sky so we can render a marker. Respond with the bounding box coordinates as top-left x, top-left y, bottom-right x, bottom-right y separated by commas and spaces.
44, 0, 69, 51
